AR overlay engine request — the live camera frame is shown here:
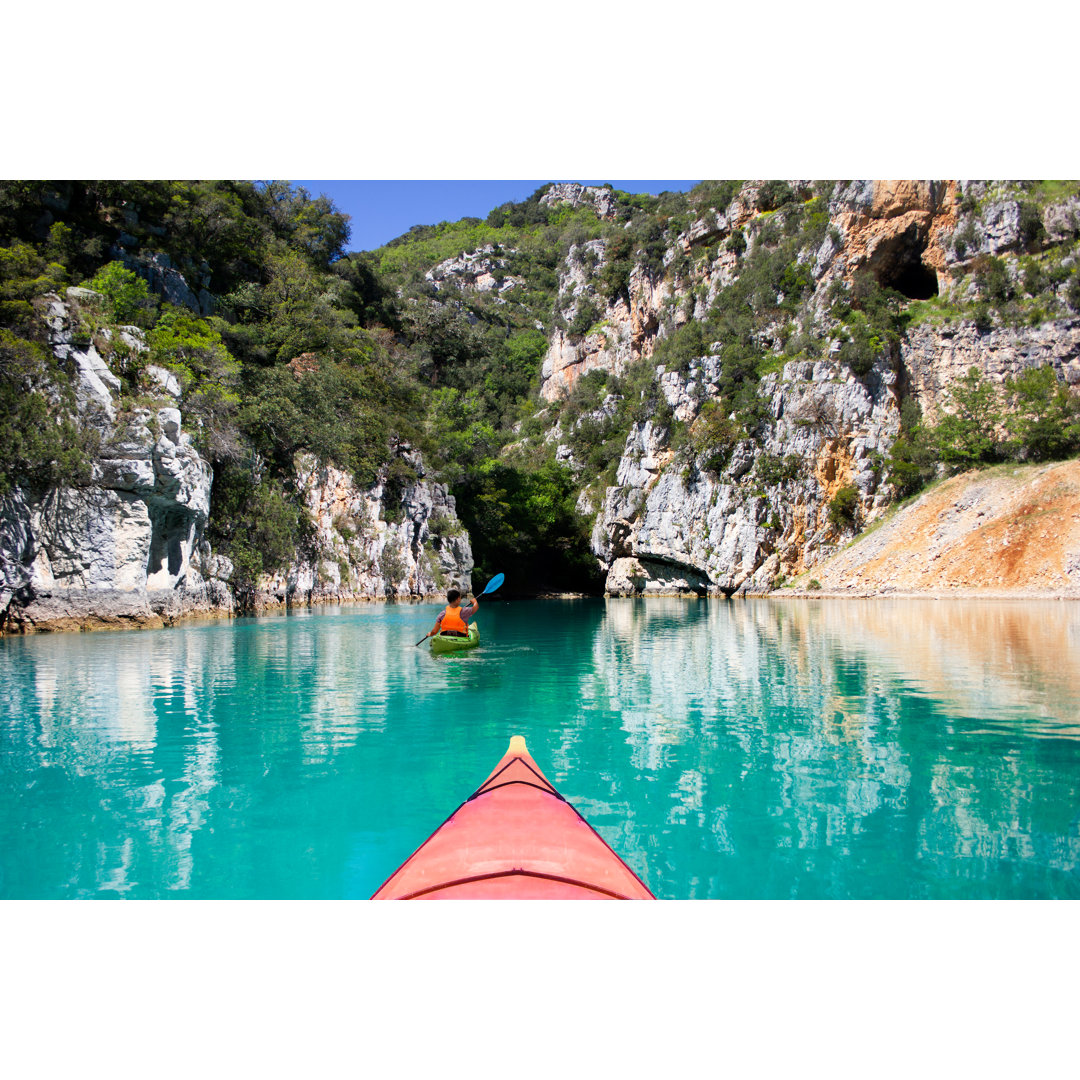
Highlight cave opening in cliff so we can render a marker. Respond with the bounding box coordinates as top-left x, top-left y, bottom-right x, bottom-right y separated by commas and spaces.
890, 259, 939, 301
873, 235, 939, 301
